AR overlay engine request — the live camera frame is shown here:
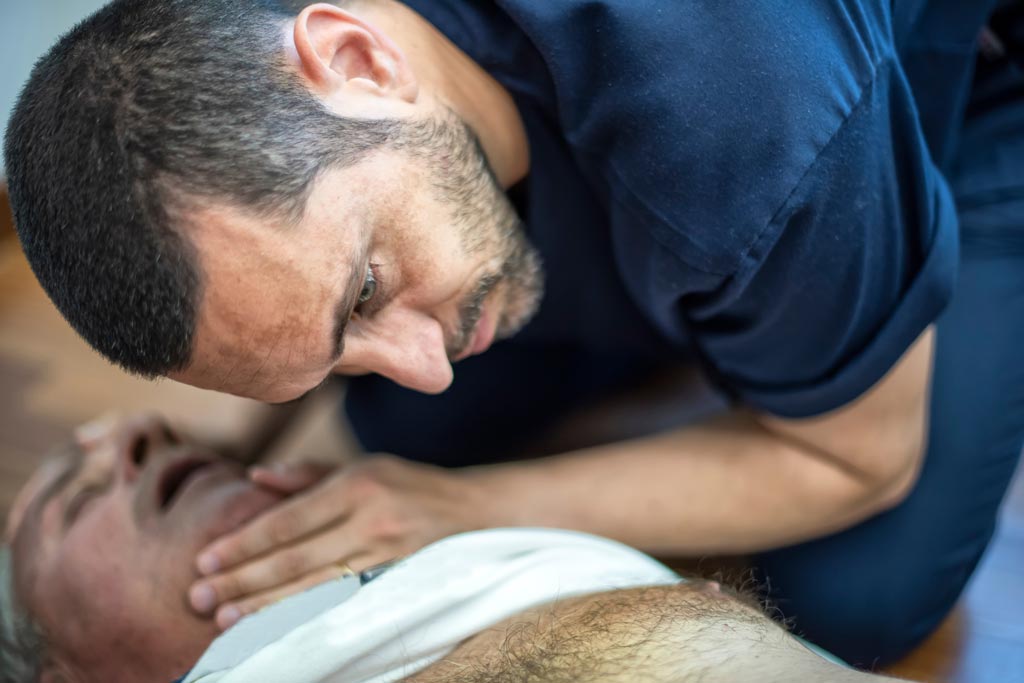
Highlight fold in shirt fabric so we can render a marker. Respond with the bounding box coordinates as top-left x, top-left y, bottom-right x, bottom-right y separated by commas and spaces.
183, 528, 682, 683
